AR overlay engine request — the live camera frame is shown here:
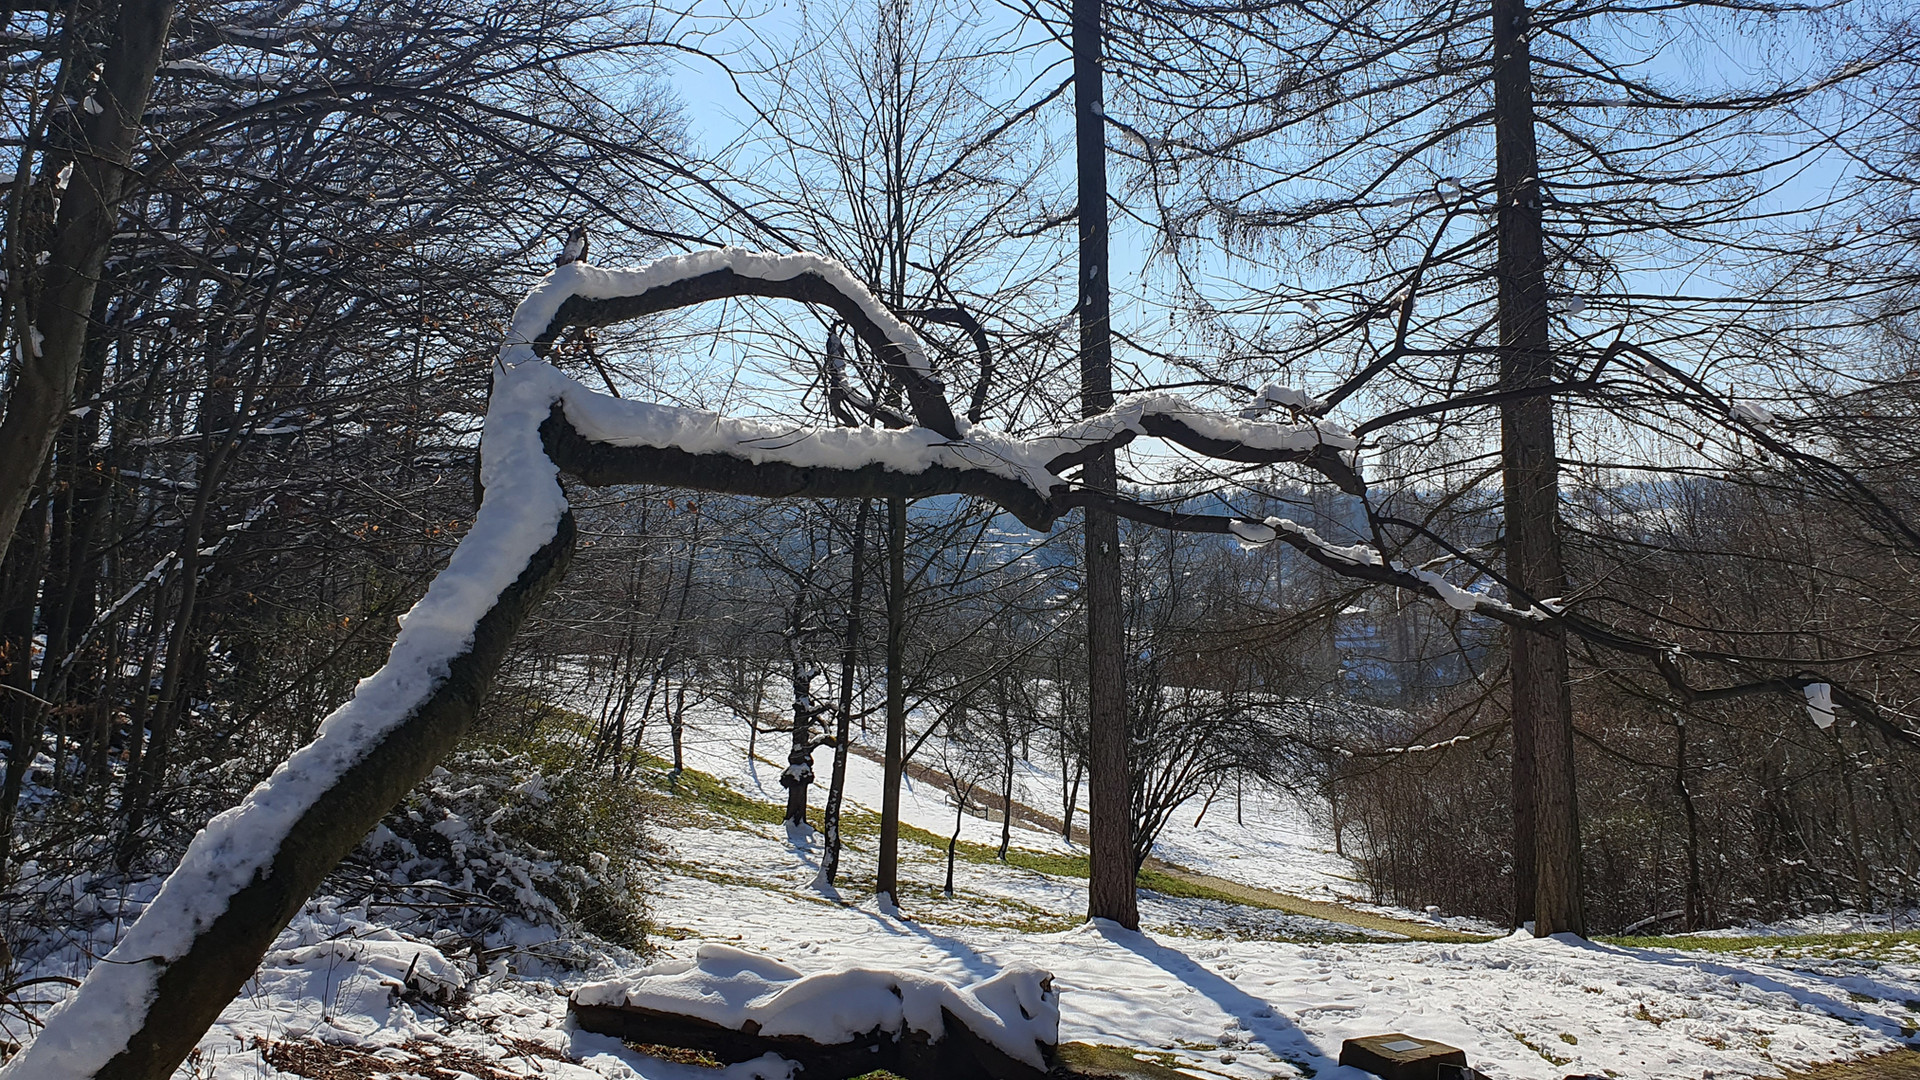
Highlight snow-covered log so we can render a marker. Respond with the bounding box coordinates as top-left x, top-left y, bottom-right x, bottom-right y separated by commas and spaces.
569, 944, 1059, 1080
